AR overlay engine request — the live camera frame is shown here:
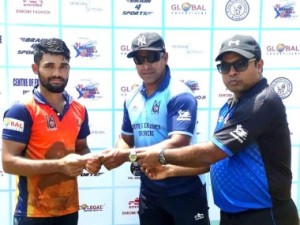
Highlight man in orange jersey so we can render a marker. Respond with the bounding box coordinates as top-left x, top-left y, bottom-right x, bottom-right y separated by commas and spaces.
1, 38, 101, 225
